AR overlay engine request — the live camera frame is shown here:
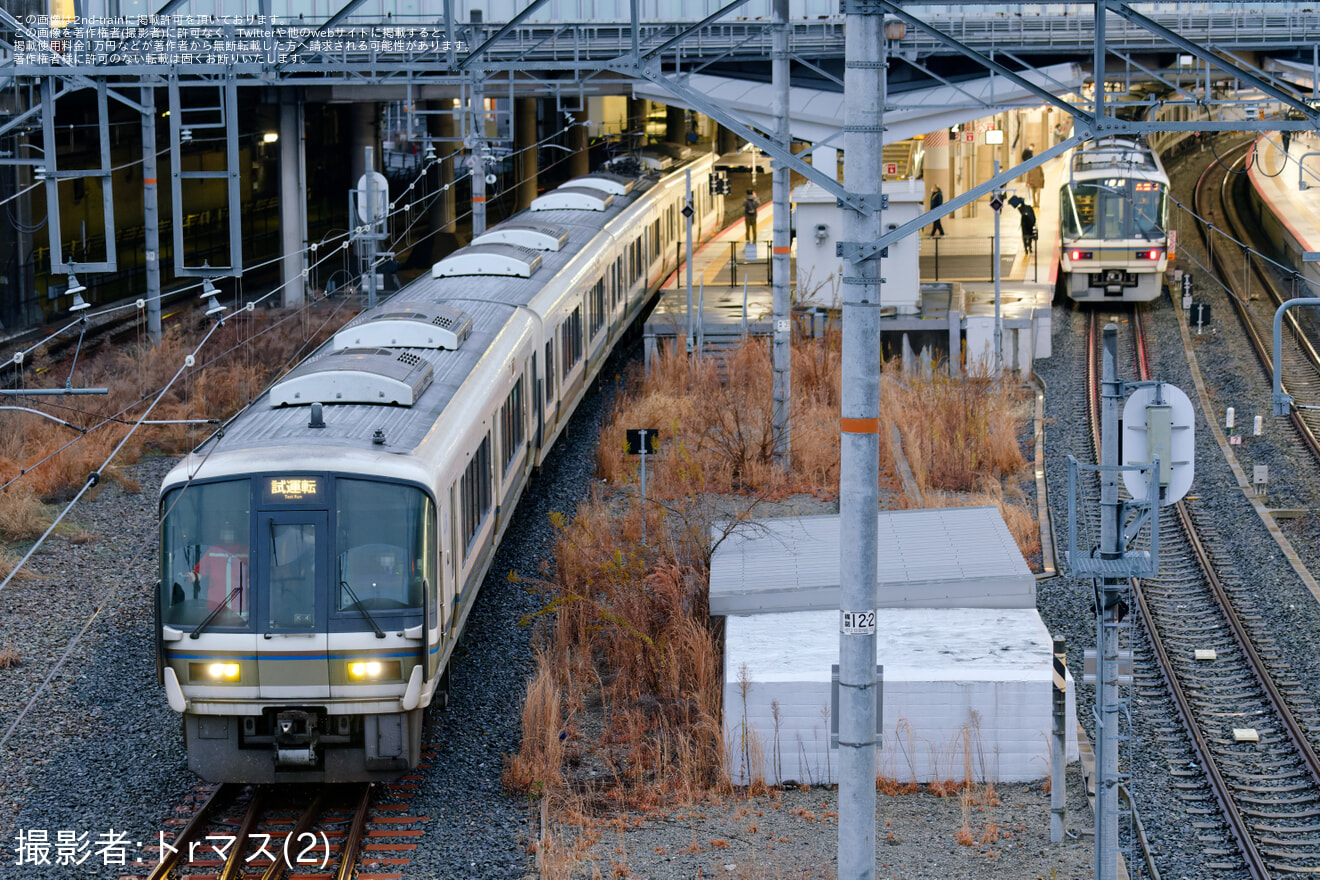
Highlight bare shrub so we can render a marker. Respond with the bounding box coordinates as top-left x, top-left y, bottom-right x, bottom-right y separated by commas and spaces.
0, 484, 51, 541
